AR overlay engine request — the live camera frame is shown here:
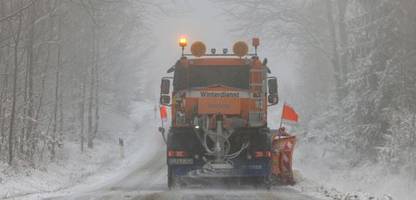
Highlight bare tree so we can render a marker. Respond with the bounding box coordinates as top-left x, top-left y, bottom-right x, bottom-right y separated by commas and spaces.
9, 13, 23, 165
0, 0, 157, 166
